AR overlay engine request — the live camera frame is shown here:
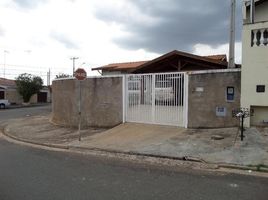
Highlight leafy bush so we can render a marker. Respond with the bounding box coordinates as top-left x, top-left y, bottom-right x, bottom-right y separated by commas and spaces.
15, 73, 43, 103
